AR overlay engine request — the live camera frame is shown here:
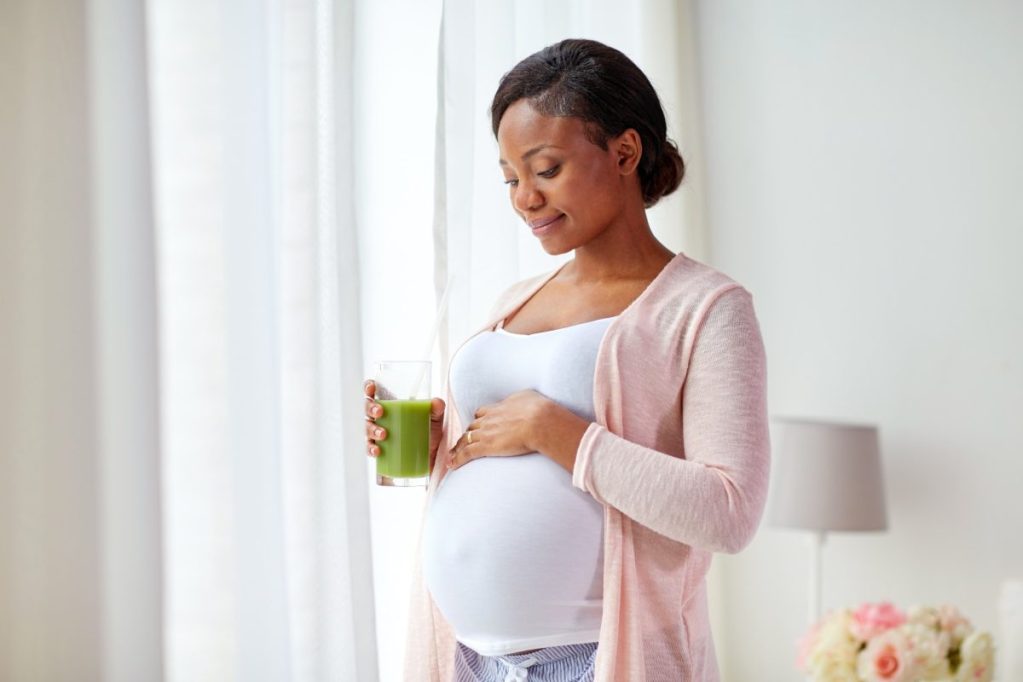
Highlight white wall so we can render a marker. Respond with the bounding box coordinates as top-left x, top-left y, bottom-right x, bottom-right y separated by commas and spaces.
694, 1, 1023, 679
0, 0, 163, 679
0, 5, 103, 678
